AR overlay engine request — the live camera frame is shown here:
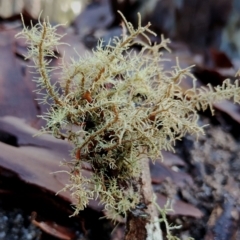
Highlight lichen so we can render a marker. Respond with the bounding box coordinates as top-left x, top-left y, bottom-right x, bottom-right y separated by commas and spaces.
16, 12, 240, 222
